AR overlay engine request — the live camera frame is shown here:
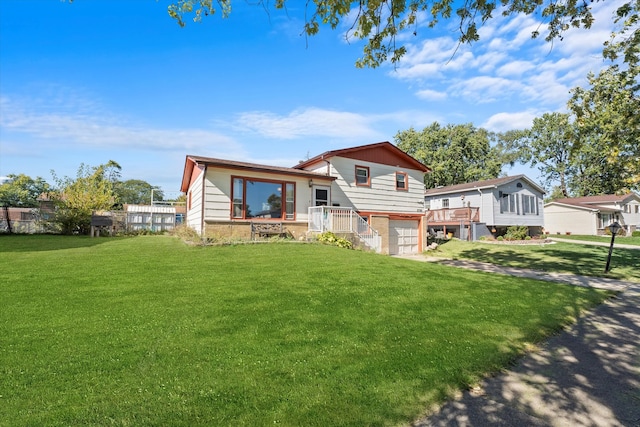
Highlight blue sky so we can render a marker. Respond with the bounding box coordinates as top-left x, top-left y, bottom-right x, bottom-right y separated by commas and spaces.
0, 0, 622, 195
